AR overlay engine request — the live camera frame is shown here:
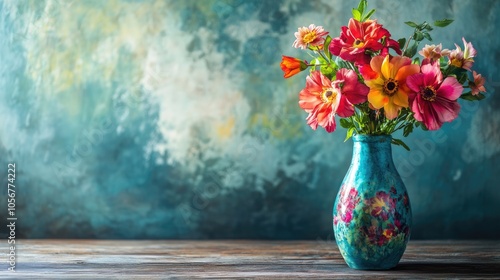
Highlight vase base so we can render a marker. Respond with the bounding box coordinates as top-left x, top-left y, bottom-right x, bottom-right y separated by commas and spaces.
344, 257, 400, 270
346, 264, 398, 270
